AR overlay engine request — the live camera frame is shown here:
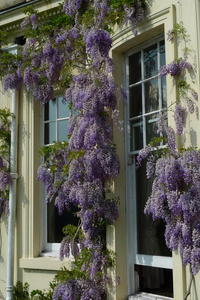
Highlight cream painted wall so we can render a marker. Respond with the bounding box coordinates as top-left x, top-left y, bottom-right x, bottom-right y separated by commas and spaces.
0, 0, 200, 299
